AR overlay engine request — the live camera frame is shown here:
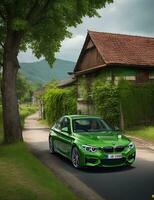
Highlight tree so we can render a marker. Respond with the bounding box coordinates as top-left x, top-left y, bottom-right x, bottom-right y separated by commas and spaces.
16, 73, 33, 103
0, 0, 112, 143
